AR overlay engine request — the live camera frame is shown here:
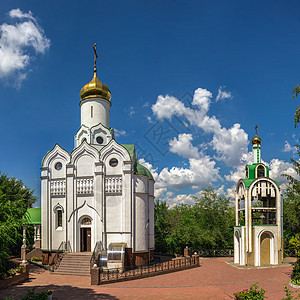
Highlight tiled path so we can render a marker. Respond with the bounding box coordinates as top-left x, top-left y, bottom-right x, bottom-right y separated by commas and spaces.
0, 257, 298, 299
